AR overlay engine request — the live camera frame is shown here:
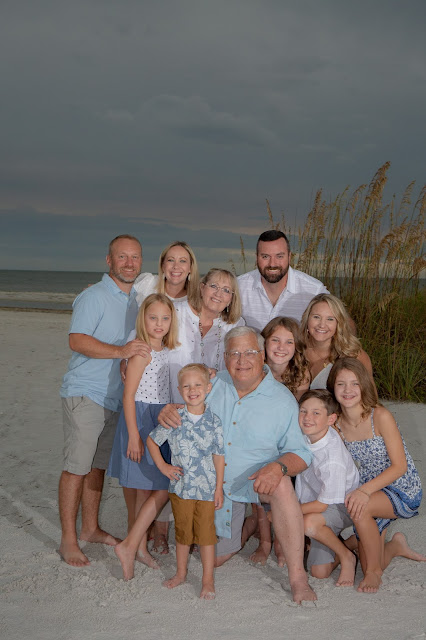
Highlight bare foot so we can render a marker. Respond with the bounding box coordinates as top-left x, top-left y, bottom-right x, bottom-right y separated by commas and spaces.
250, 542, 271, 565
273, 539, 286, 567
163, 573, 186, 589
80, 527, 120, 547
136, 550, 159, 570
389, 532, 426, 562
200, 581, 215, 600
58, 541, 90, 567
336, 552, 357, 587
290, 578, 317, 604
114, 542, 136, 581
152, 533, 169, 555
357, 570, 382, 593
